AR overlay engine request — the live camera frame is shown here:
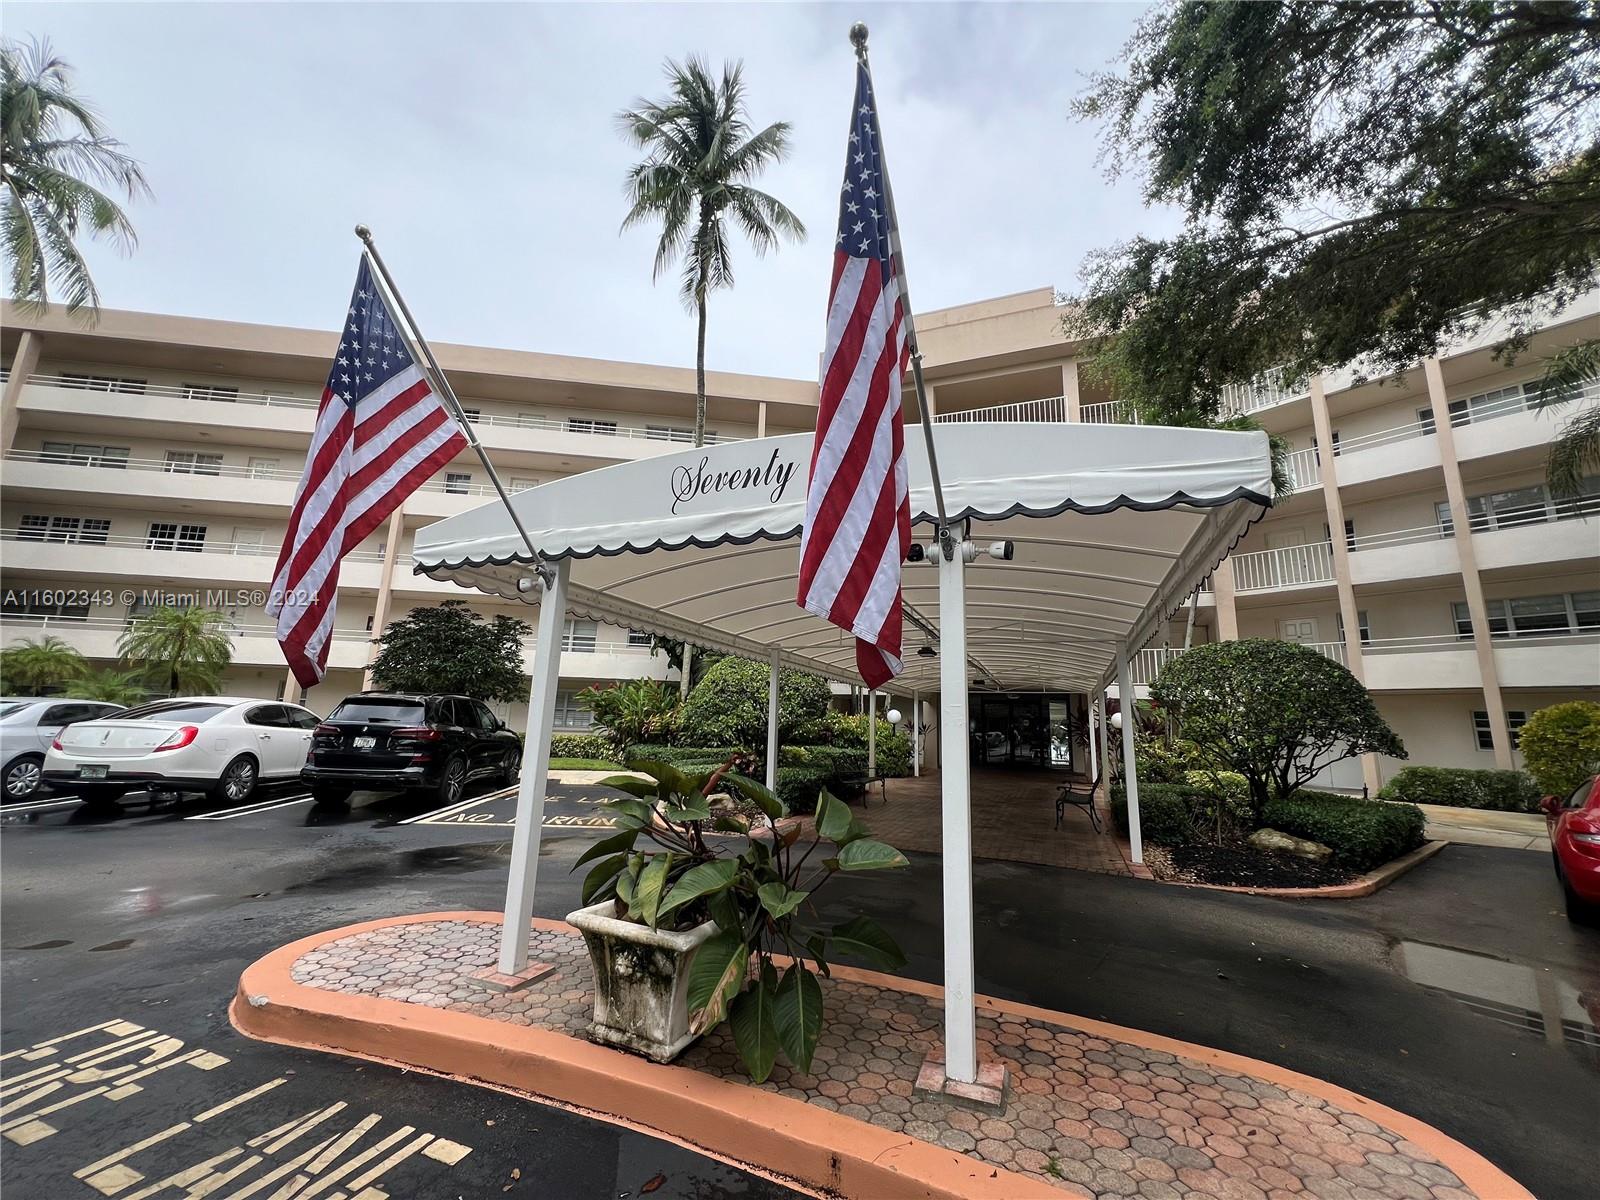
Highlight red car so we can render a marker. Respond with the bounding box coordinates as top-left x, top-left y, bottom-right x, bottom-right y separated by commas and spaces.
1542, 775, 1600, 922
